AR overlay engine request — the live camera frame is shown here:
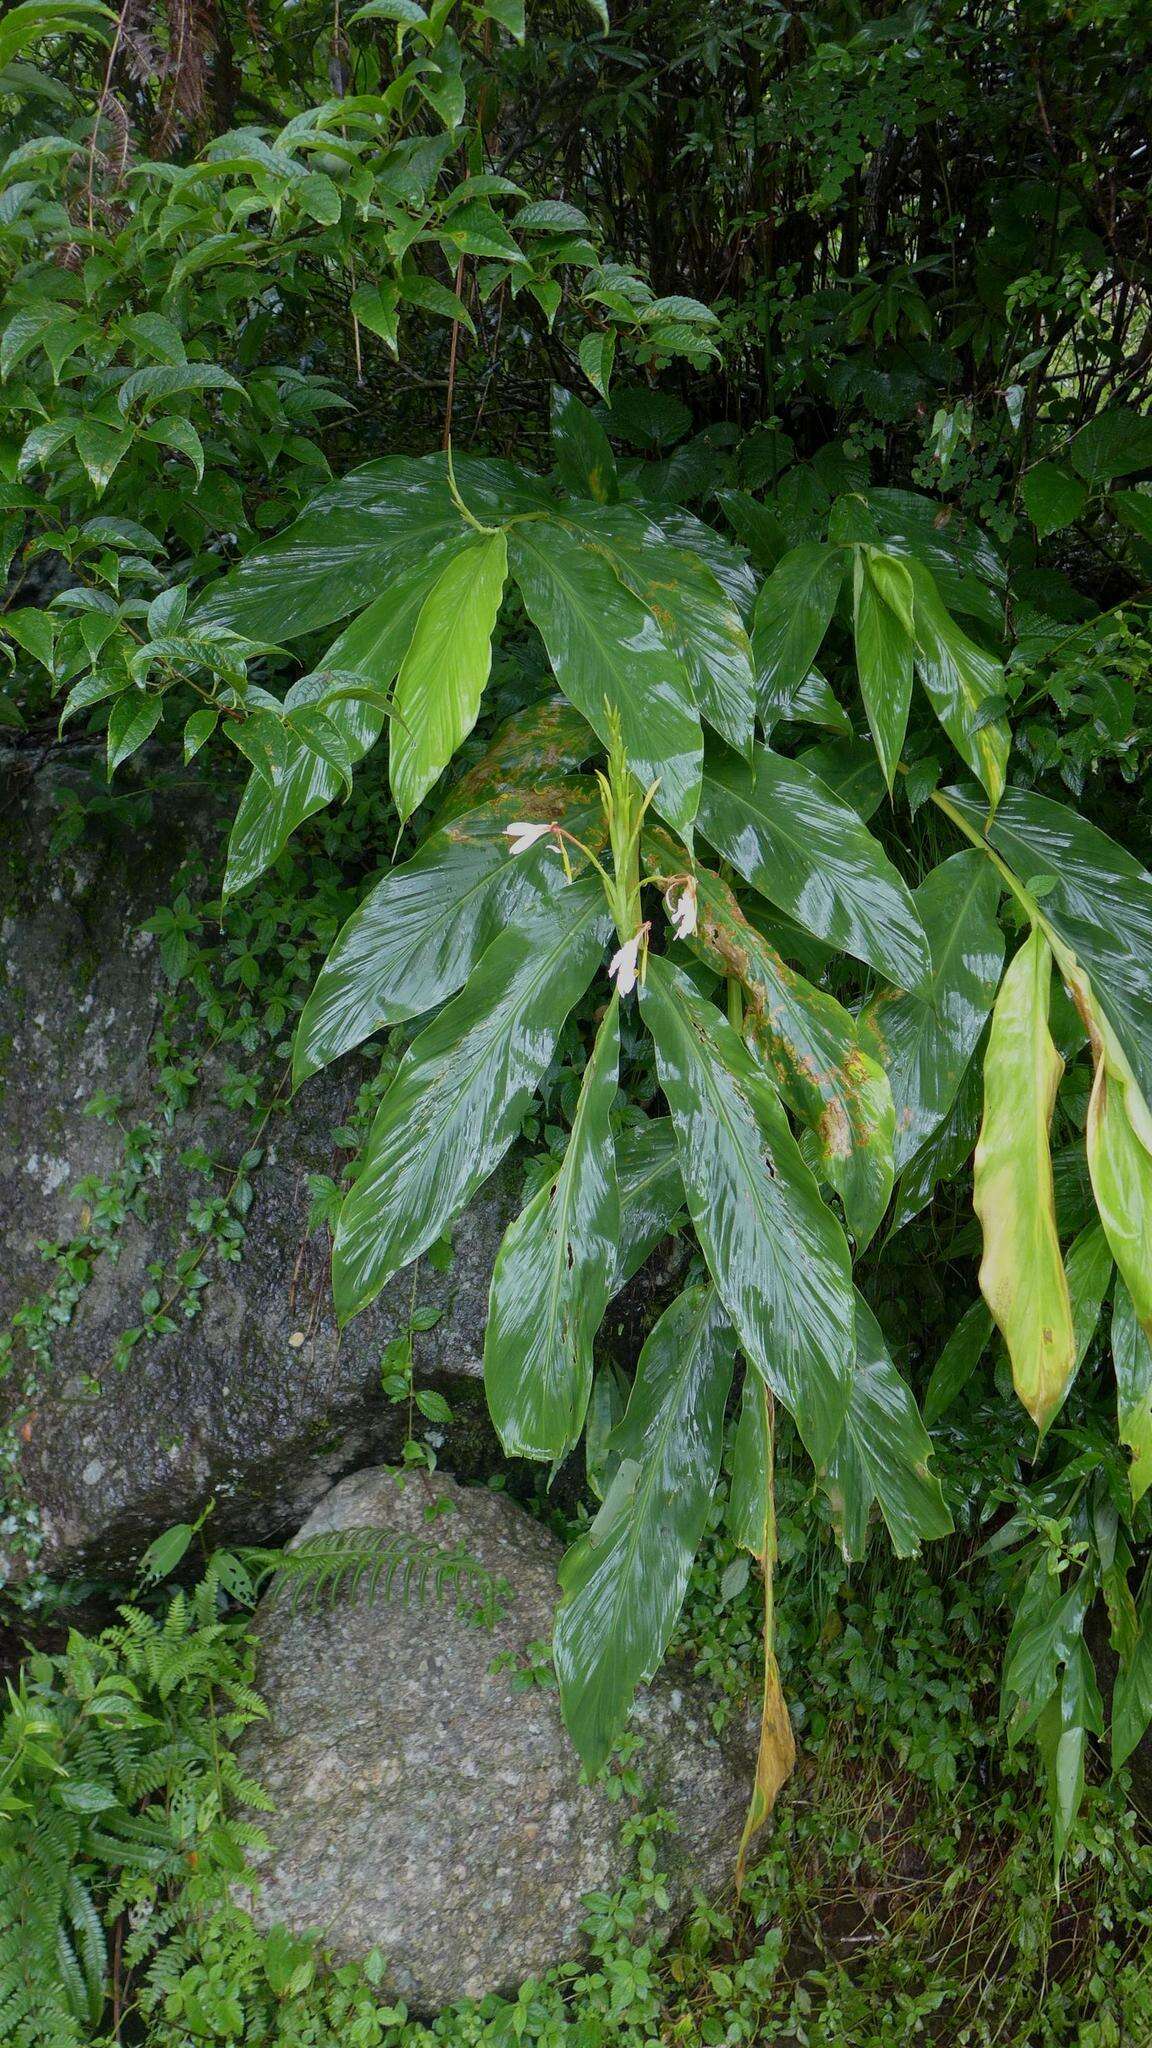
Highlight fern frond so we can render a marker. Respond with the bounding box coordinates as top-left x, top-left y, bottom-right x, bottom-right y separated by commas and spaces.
254, 1528, 509, 1627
